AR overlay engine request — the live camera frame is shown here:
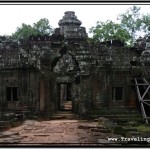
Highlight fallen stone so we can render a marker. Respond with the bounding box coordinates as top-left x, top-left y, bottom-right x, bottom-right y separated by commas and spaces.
10, 135, 23, 139
0, 121, 10, 125
98, 138, 111, 144
125, 131, 142, 138
20, 130, 33, 134
23, 120, 36, 126
0, 131, 19, 138
78, 124, 97, 129
0, 121, 11, 129
127, 121, 137, 126
90, 128, 109, 133
3, 113, 15, 118
98, 117, 109, 124
24, 126, 34, 130
125, 127, 137, 132
97, 125, 107, 129
2, 139, 20, 144
113, 126, 129, 136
